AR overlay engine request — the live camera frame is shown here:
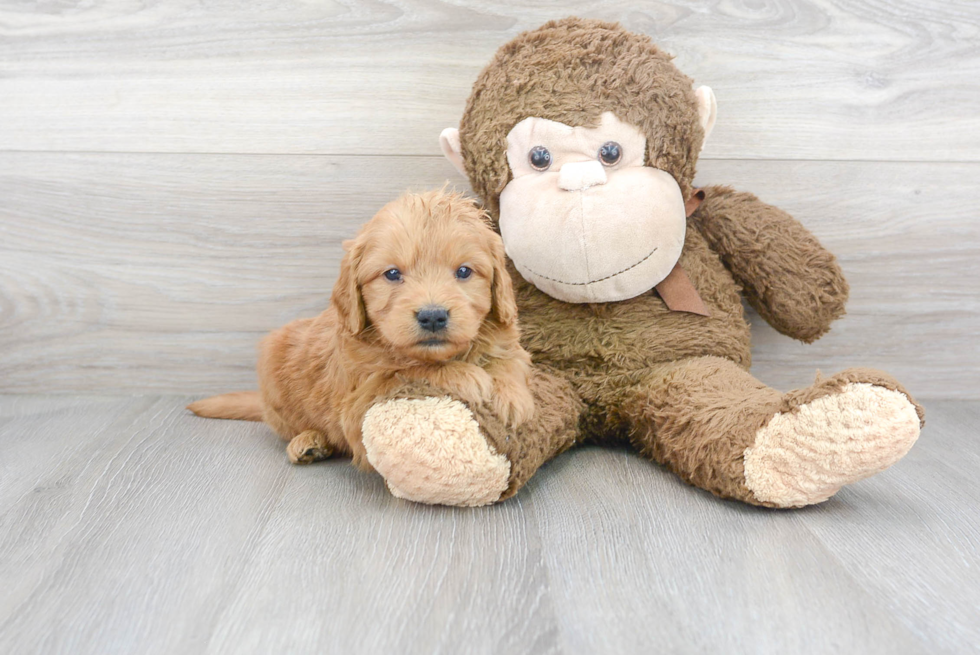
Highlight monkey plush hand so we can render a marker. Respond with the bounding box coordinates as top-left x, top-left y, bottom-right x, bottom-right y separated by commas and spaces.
366, 17, 923, 508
